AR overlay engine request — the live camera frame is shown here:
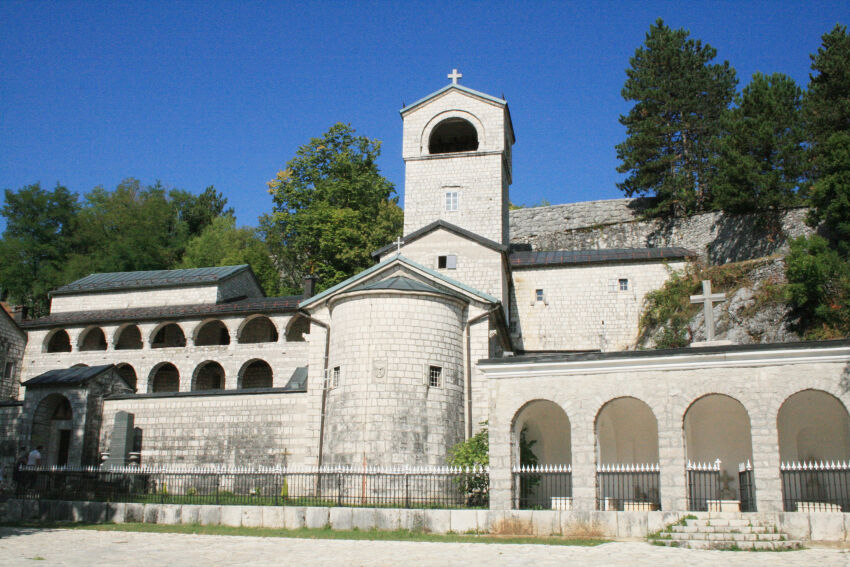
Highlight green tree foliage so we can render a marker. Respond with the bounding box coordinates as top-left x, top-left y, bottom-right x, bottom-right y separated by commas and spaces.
786, 236, 850, 337
0, 183, 79, 315
264, 123, 403, 292
616, 19, 737, 217
447, 422, 489, 507
180, 215, 283, 296
786, 25, 850, 339
713, 73, 805, 218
